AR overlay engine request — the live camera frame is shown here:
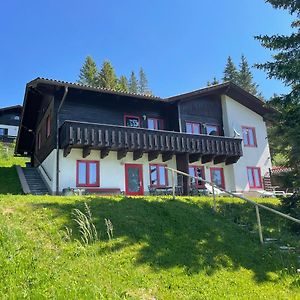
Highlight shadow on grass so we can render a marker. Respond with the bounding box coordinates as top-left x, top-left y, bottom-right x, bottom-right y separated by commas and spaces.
32, 196, 297, 283
0, 166, 22, 194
